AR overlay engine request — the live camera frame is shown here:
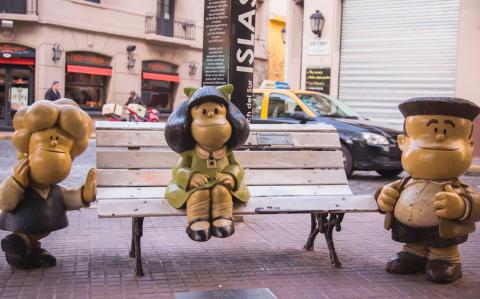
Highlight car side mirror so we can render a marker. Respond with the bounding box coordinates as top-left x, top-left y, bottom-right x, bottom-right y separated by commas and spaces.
291, 111, 315, 124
